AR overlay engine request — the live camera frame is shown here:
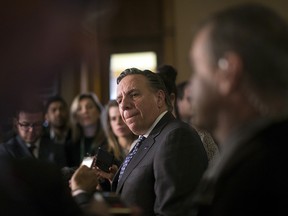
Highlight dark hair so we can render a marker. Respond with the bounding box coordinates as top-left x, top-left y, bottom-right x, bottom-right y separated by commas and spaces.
156, 65, 177, 95
117, 68, 173, 112
156, 64, 179, 118
44, 95, 68, 114
177, 81, 189, 100
195, 3, 288, 101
